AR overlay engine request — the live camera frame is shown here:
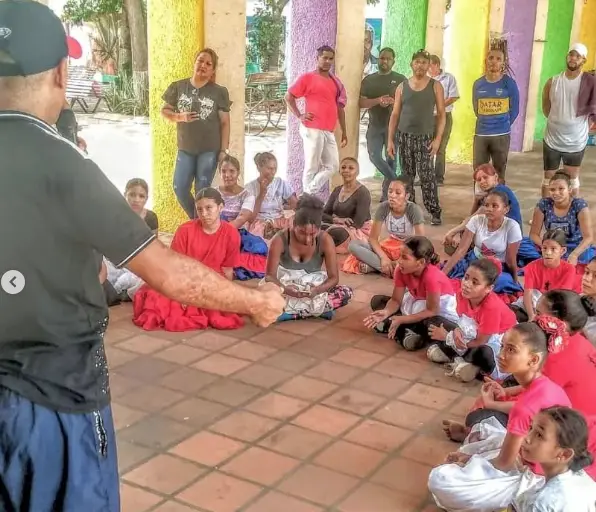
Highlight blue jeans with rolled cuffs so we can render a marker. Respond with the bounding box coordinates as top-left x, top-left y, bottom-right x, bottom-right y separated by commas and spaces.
173, 149, 218, 219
